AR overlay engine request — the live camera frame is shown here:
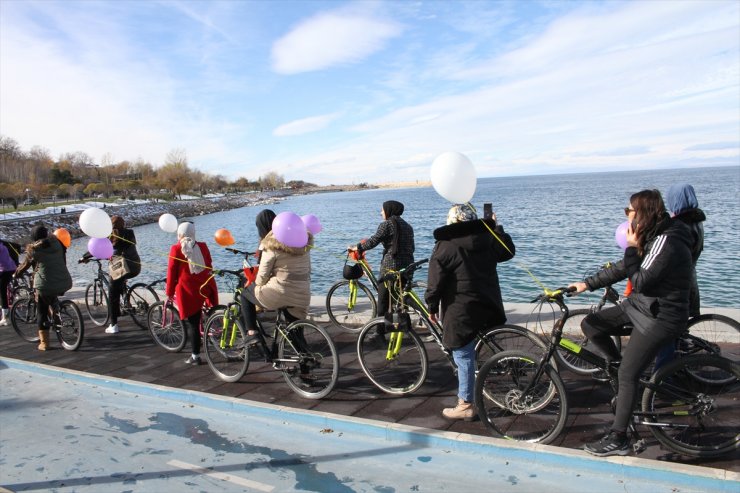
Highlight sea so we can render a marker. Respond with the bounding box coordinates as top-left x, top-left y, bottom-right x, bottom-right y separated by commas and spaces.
66, 166, 739, 308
